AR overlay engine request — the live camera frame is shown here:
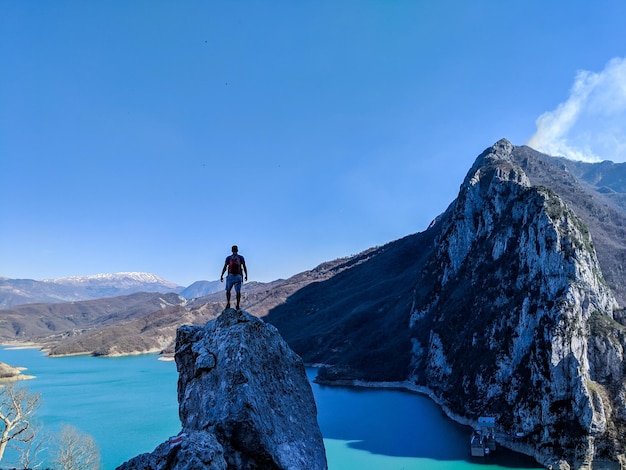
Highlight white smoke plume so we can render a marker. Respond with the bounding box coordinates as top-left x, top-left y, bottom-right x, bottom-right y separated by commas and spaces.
527, 57, 626, 162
